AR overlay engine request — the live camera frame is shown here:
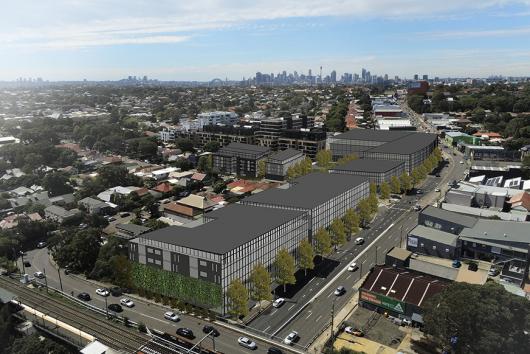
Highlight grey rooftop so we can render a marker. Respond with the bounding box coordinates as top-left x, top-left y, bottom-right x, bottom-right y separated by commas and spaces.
330, 159, 404, 173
